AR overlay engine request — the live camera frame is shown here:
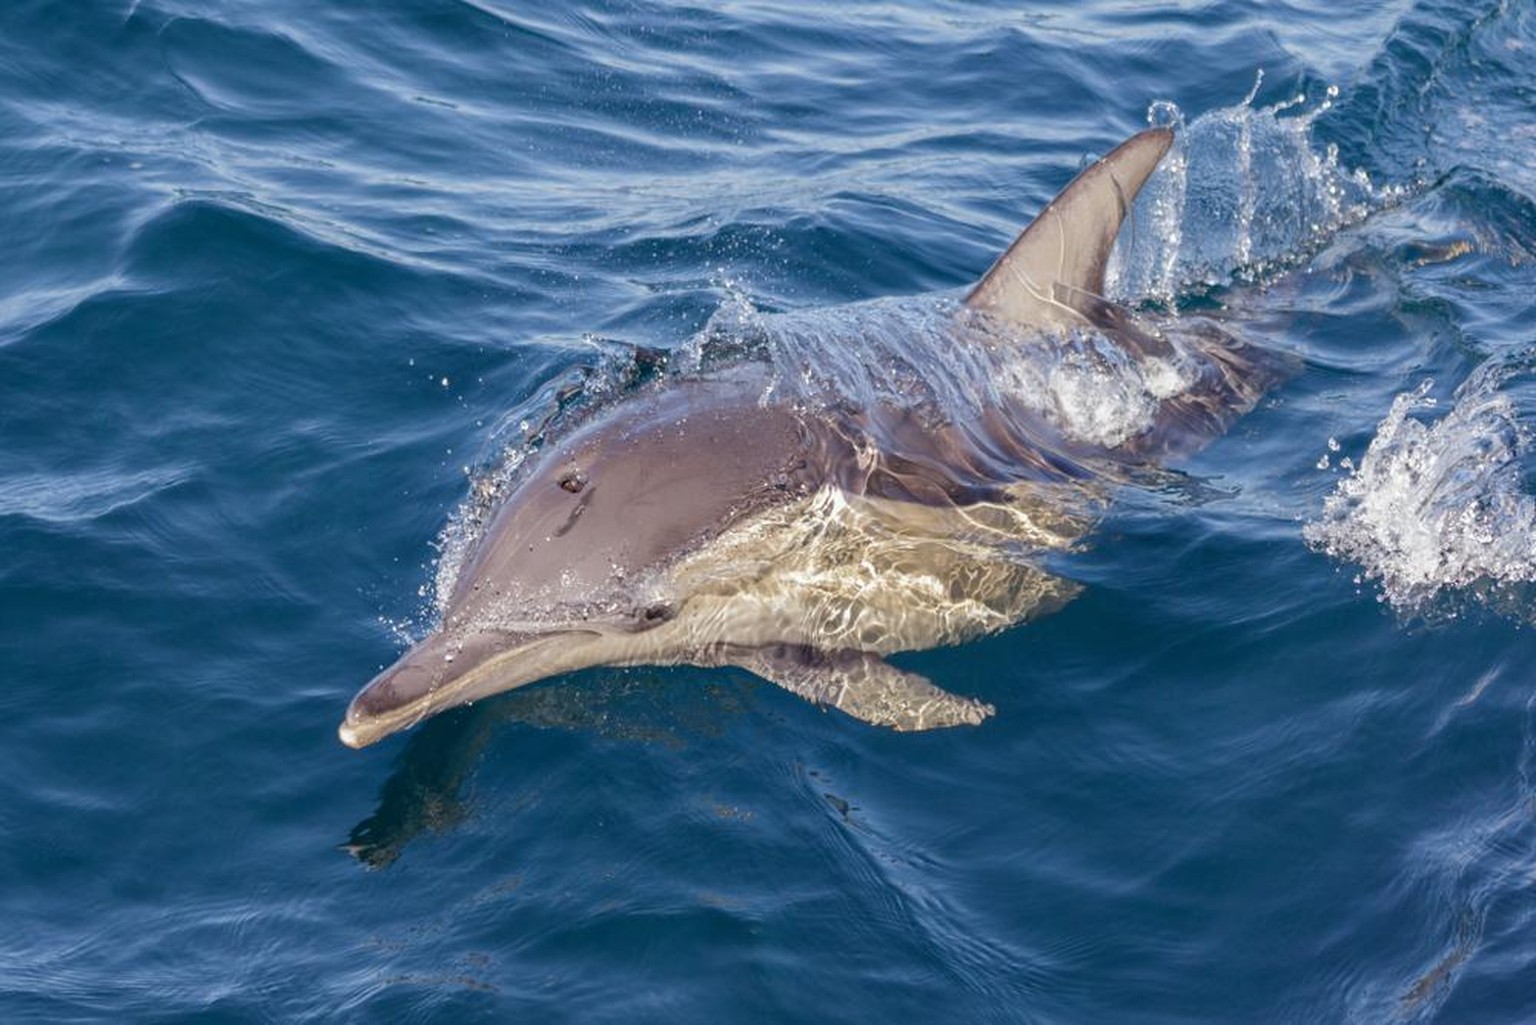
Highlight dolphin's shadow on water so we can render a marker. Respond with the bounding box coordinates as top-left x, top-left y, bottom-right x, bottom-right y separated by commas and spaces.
341, 703, 492, 870
341, 671, 749, 868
